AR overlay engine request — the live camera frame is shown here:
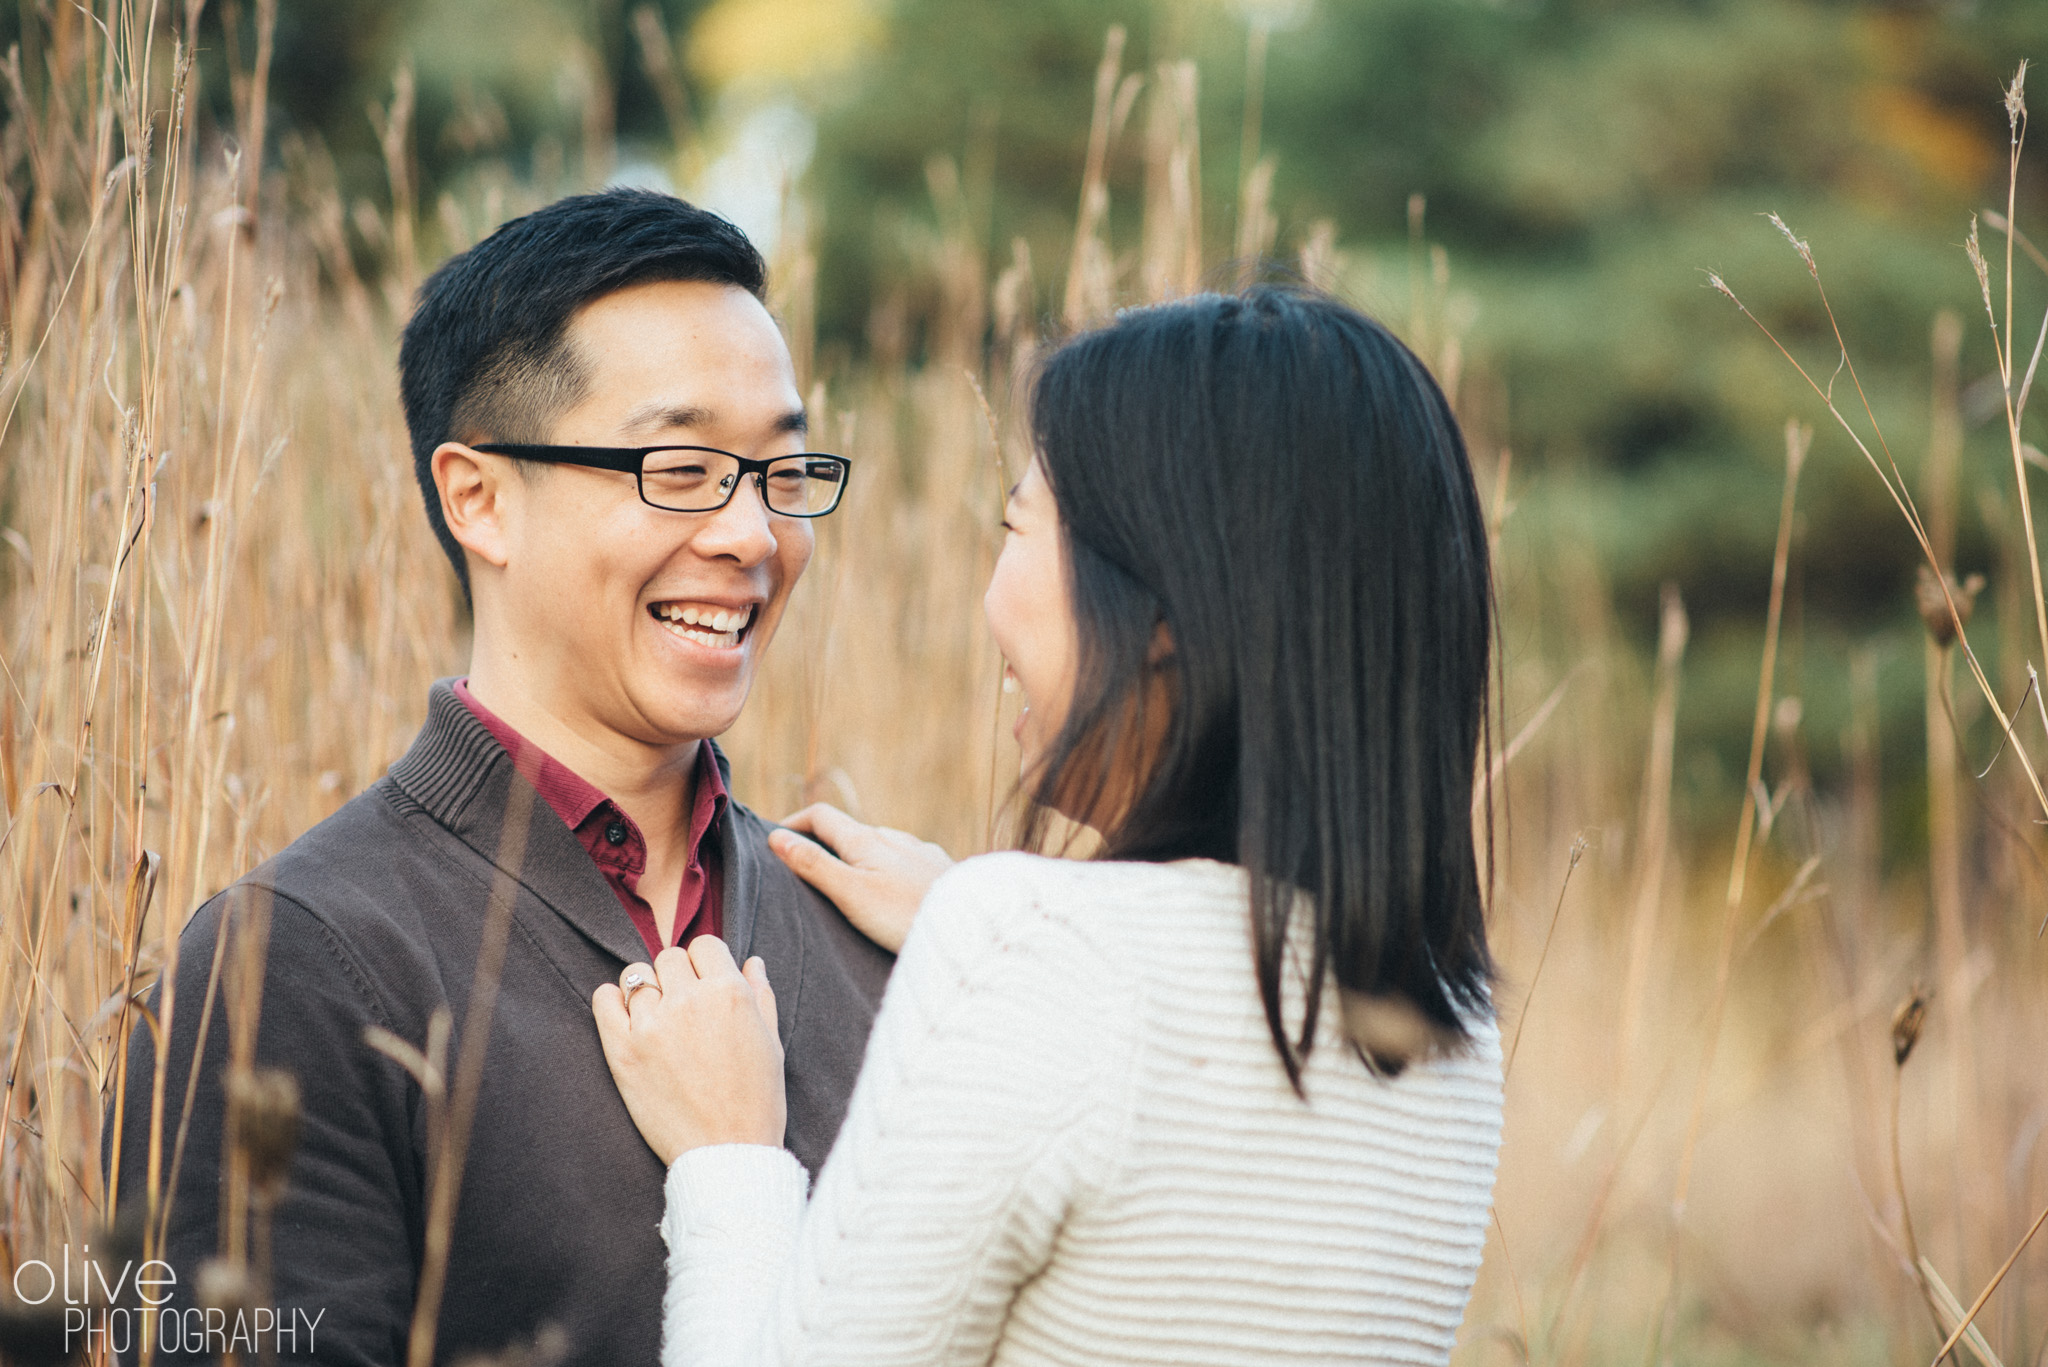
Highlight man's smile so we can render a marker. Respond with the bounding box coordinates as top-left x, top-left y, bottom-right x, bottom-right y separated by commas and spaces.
649, 599, 760, 651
